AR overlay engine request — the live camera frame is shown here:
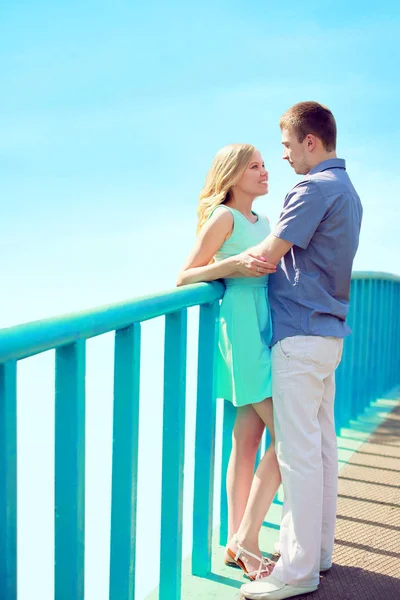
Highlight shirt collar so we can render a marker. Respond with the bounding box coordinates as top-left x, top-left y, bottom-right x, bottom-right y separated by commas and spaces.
309, 158, 346, 175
